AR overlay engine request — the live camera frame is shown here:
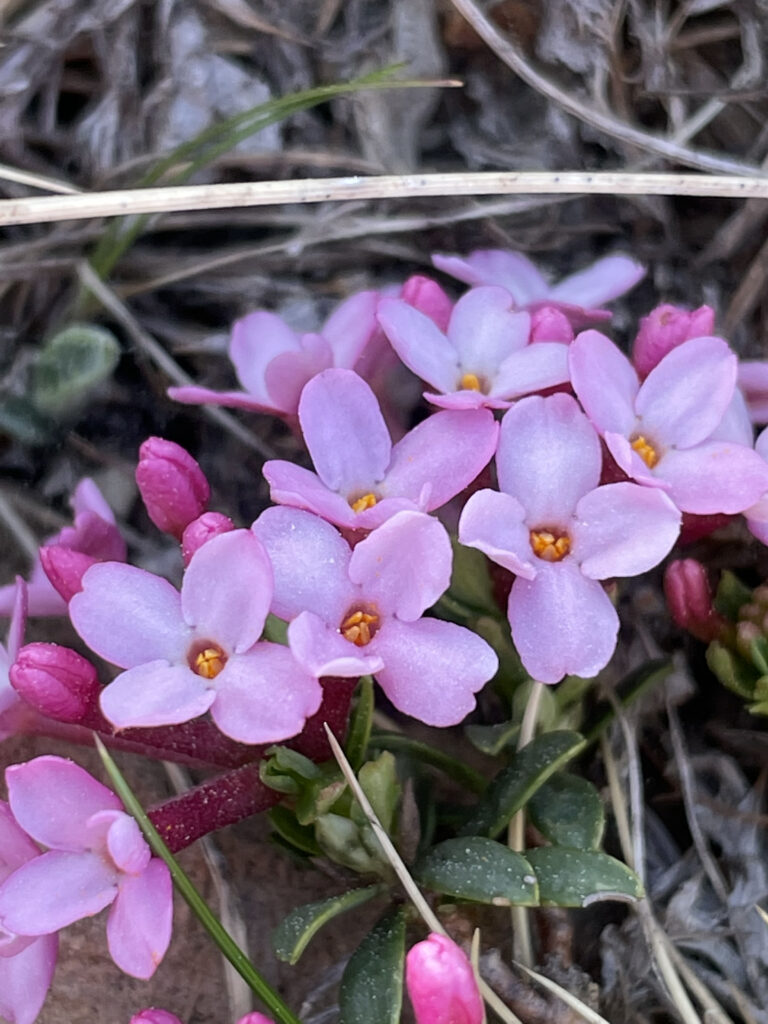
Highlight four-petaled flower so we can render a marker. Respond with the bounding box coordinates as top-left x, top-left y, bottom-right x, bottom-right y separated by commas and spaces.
459, 394, 681, 683
69, 529, 322, 744
252, 507, 498, 726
